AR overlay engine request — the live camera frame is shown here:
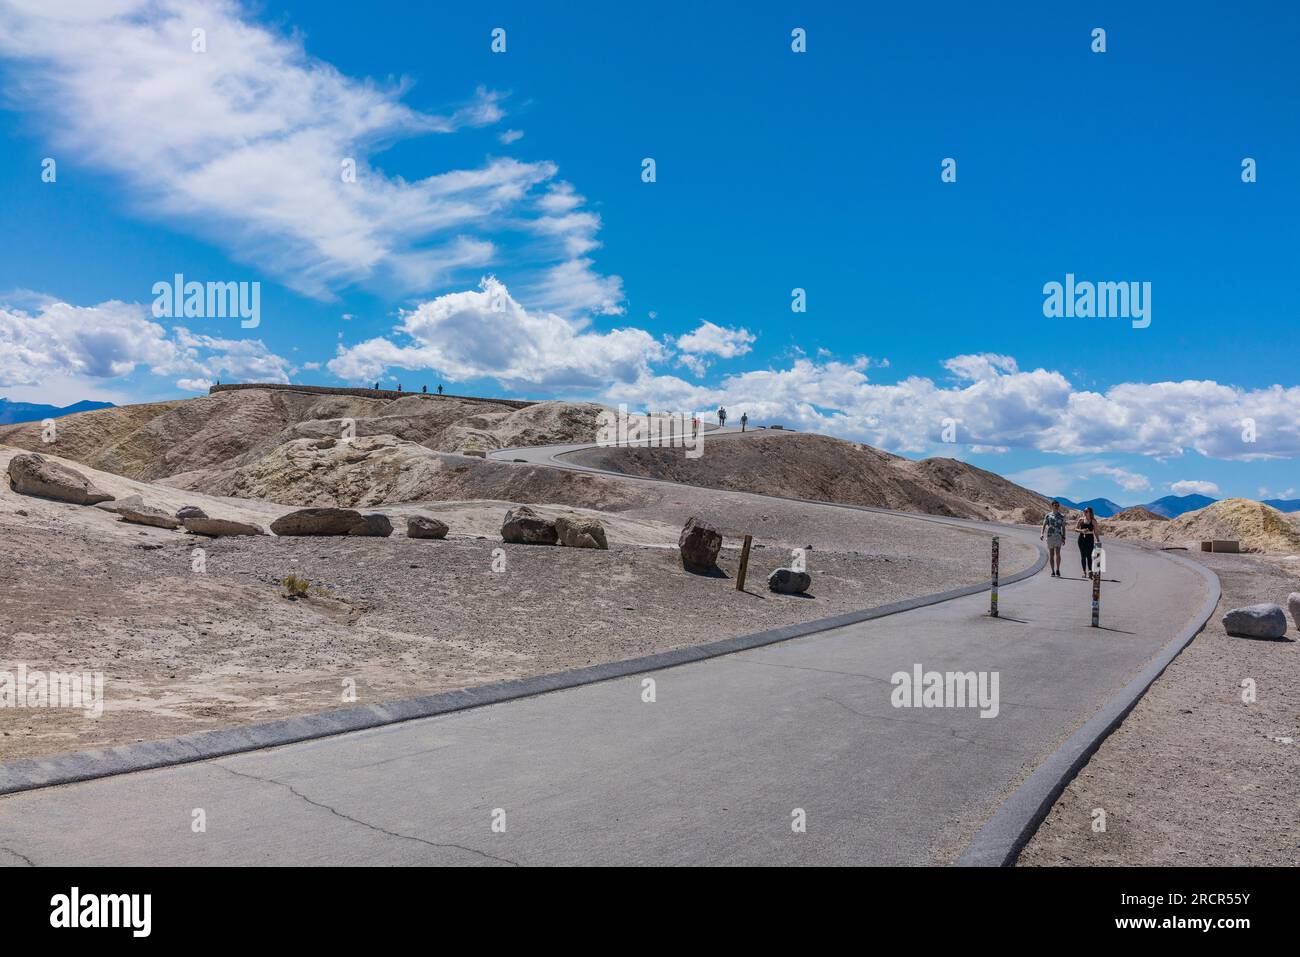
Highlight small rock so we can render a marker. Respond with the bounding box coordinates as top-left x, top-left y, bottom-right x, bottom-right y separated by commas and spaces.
95, 494, 145, 515
1288, 593, 1300, 632
118, 504, 182, 530
768, 568, 812, 594
271, 507, 389, 536
501, 505, 557, 545
1222, 603, 1287, 640
555, 513, 608, 549
407, 515, 449, 539
678, 516, 721, 572
7, 452, 114, 505
176, 505, 208, 521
